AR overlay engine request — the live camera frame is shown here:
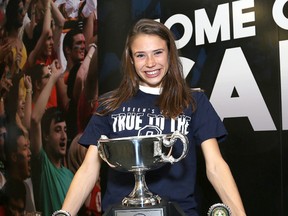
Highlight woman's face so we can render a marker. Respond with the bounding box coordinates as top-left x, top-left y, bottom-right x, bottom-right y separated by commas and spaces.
43, 30, 54, 56
131, 34, 169, 88
17, 94, 25, 119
